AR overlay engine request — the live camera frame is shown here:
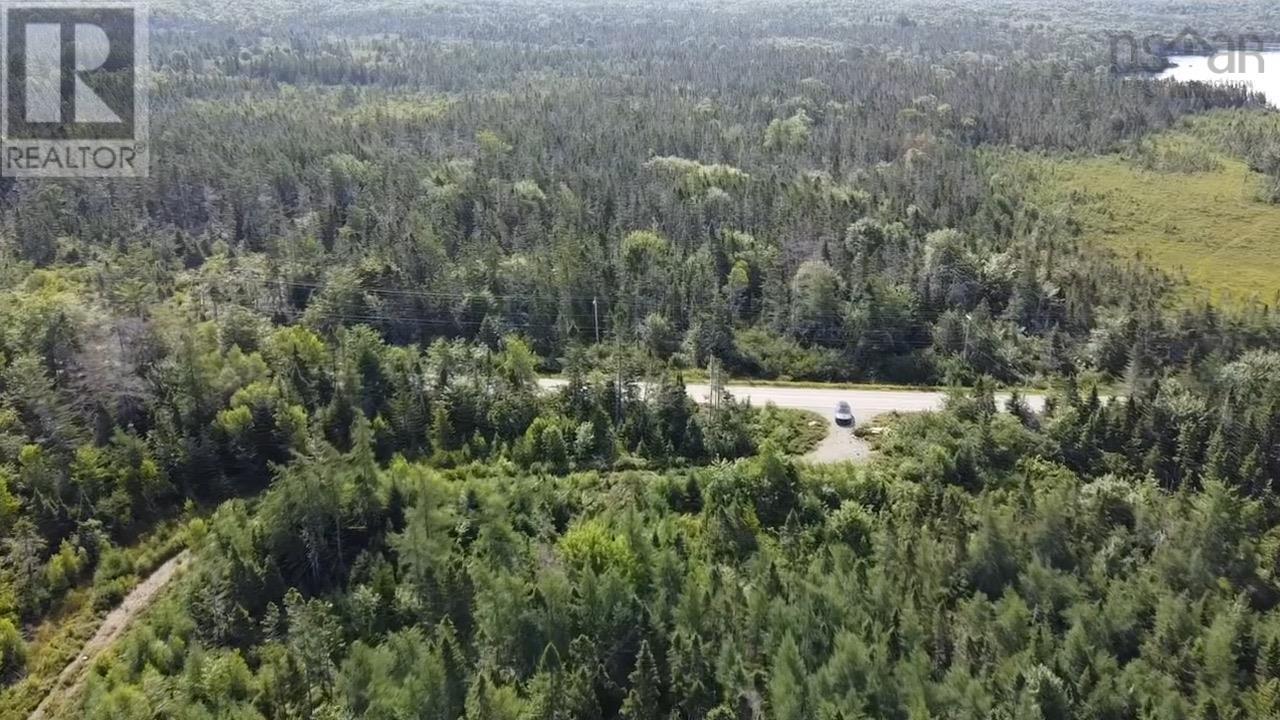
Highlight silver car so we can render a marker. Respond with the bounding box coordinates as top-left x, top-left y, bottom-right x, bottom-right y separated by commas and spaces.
834, 401, 855, 427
